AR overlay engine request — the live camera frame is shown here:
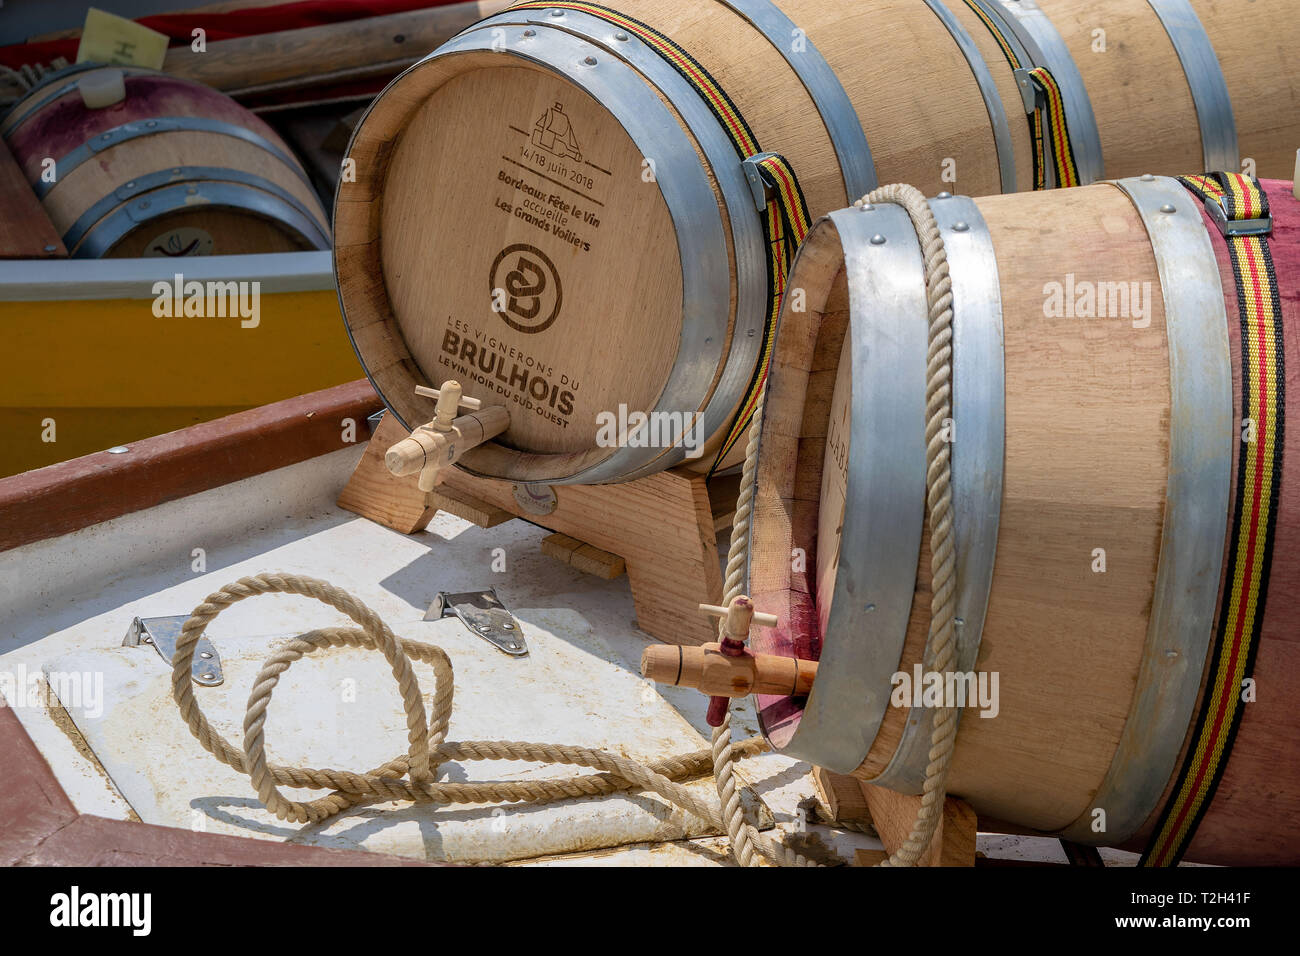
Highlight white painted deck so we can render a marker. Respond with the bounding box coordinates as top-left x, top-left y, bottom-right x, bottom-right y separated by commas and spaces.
0, 442, 1134, 865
